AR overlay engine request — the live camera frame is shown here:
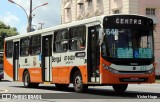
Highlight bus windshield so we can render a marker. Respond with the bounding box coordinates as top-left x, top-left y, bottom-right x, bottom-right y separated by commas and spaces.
102, 28, 153, 59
